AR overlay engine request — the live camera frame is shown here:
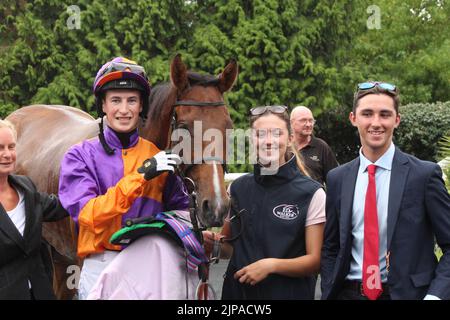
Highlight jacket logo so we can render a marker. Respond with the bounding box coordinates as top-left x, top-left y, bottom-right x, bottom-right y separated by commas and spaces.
273, 204, 300, 220
309, 155, 320, 162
